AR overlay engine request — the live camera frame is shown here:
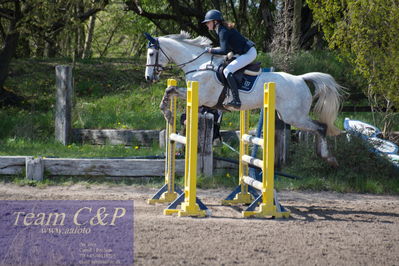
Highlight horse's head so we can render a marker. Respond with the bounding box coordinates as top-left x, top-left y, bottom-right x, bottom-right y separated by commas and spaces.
144, 33, 169, 82
144, 32, 214, 82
